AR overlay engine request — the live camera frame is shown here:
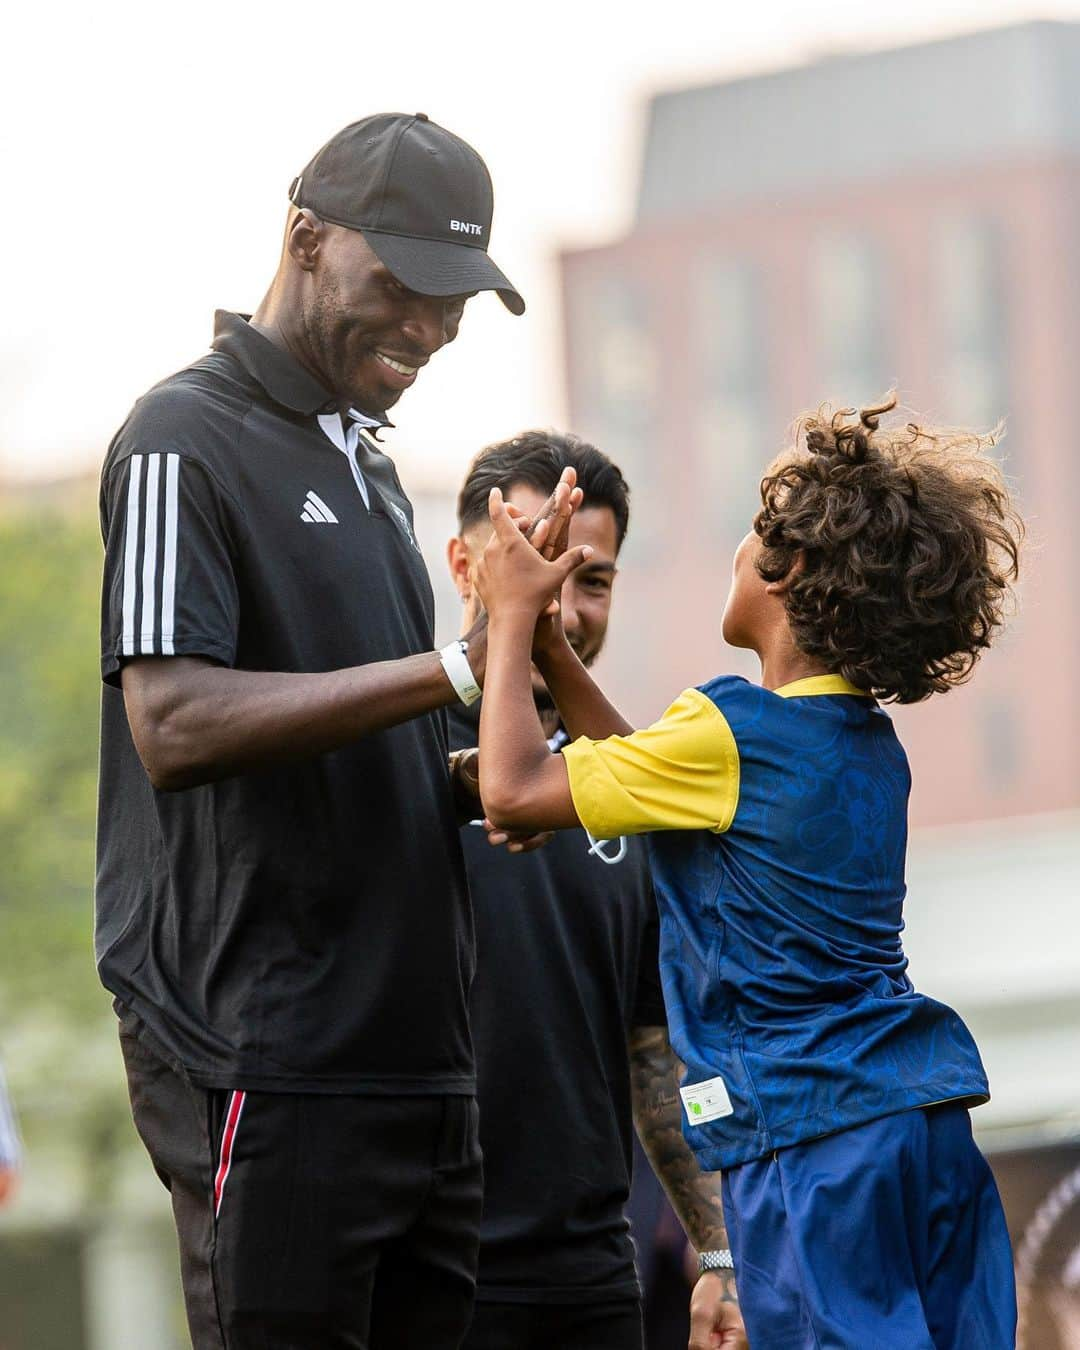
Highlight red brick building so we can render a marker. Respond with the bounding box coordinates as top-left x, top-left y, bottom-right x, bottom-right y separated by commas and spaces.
559, 21, 1080, 828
